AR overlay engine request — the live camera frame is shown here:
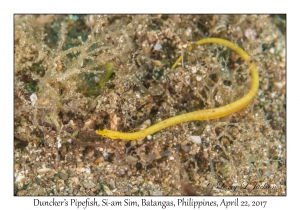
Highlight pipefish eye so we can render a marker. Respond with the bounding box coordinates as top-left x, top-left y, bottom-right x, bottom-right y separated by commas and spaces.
96, 38, 259, 141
